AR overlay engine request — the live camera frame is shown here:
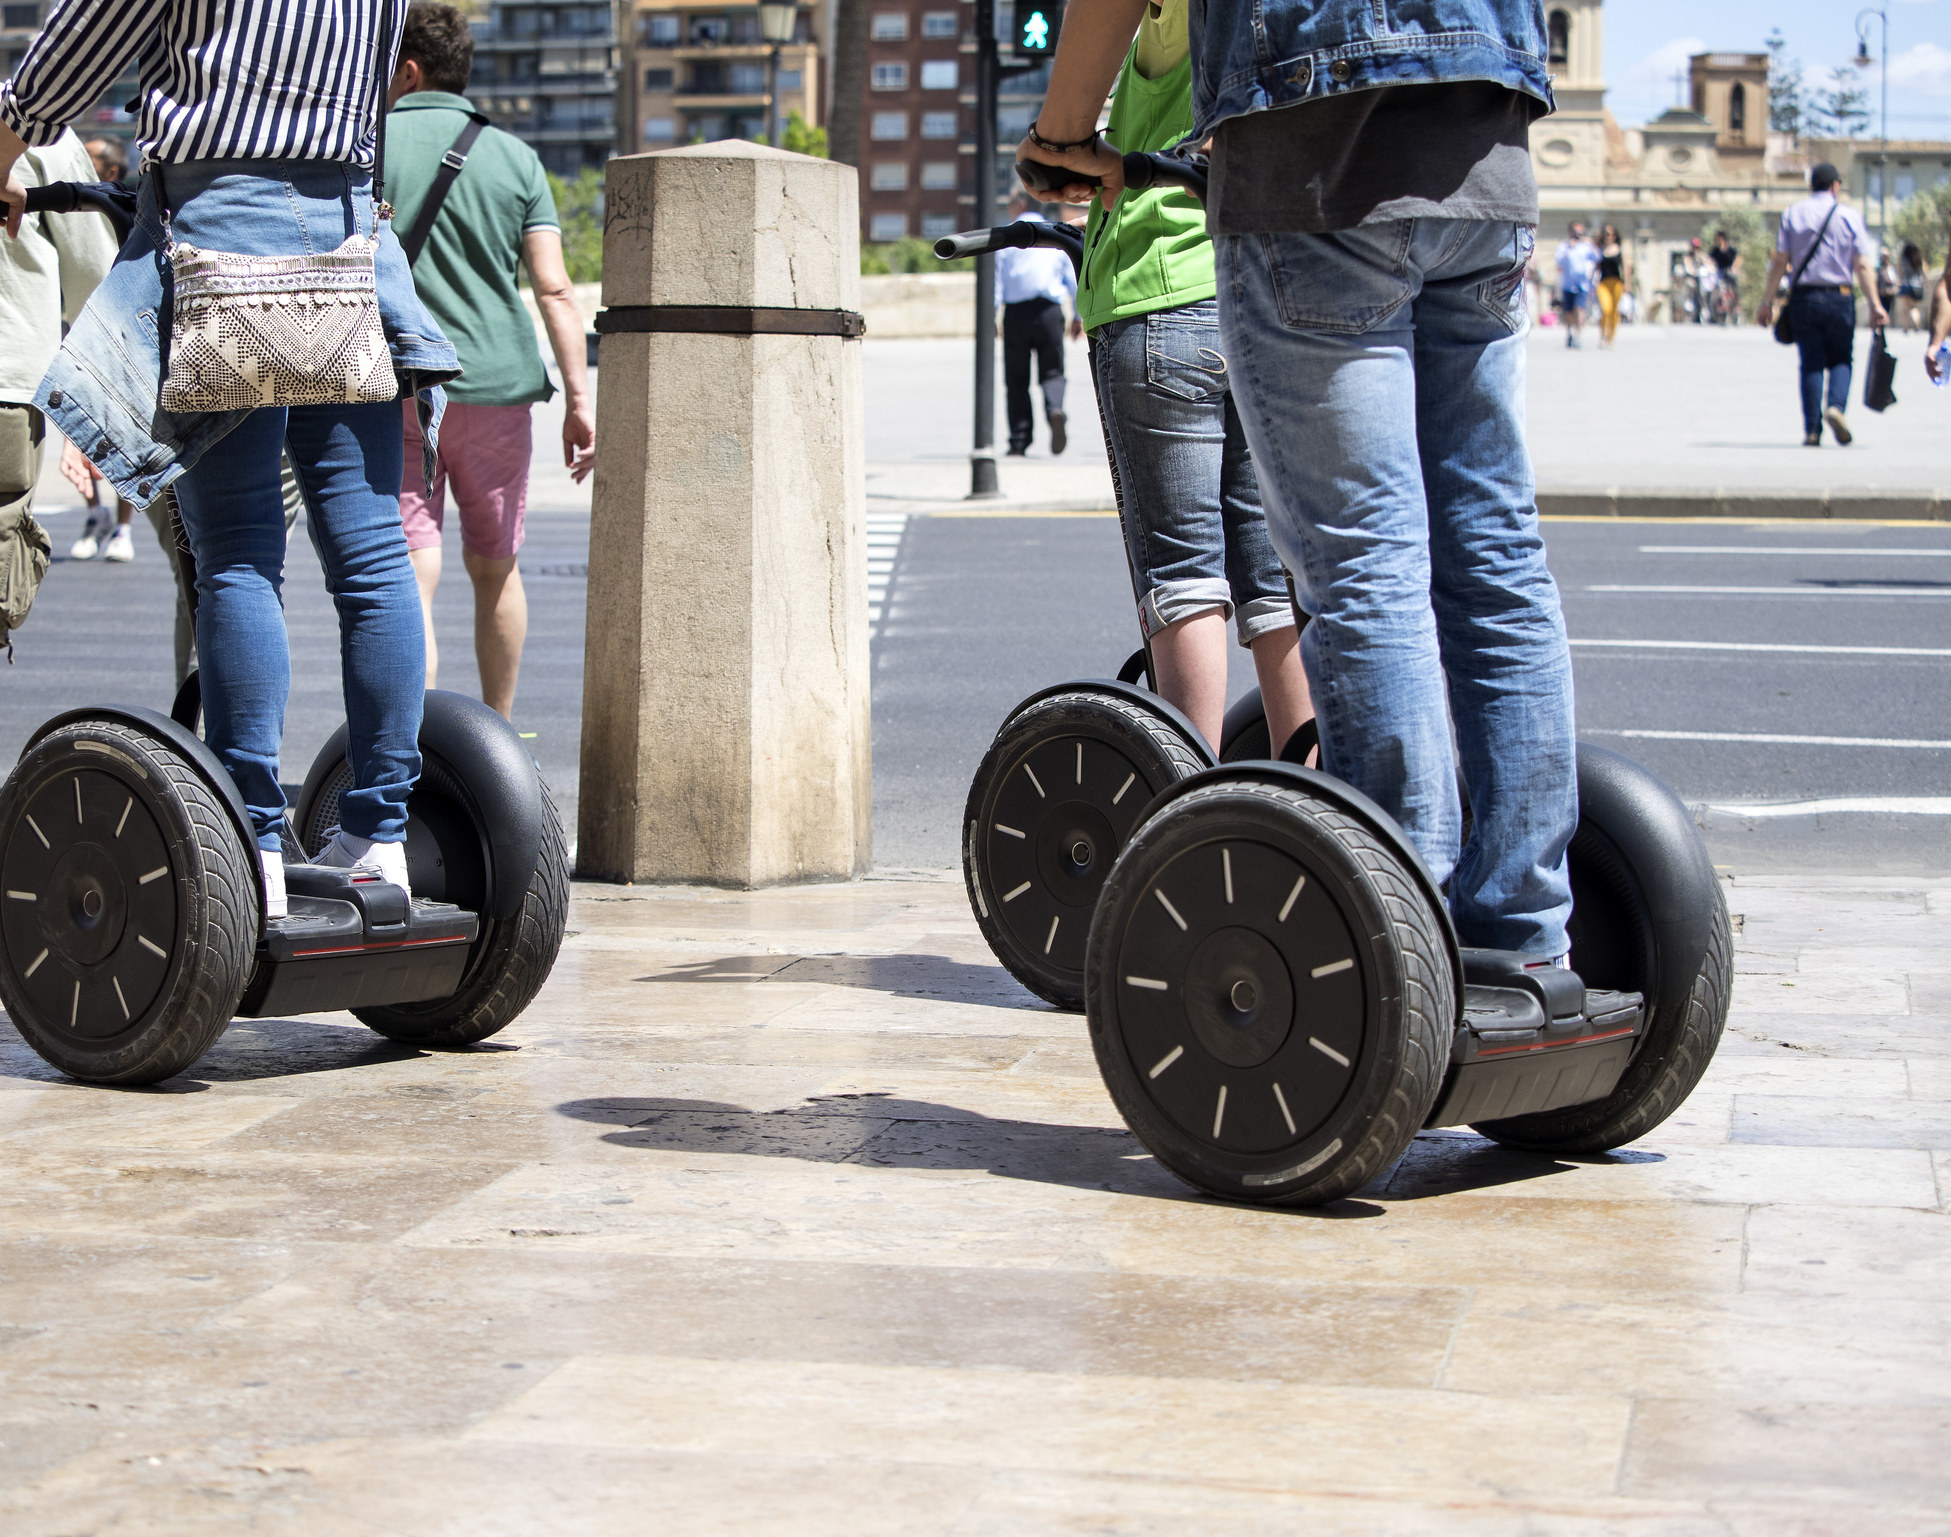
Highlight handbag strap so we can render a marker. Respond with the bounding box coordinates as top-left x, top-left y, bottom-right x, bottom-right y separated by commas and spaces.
1788, 199, 1840, 292
399, 112, 489, 265
371, 0, 397, 221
